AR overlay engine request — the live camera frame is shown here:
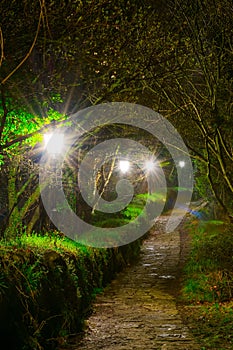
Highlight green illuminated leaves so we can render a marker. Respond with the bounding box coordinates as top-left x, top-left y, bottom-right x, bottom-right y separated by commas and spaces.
0, 99, 68, 161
